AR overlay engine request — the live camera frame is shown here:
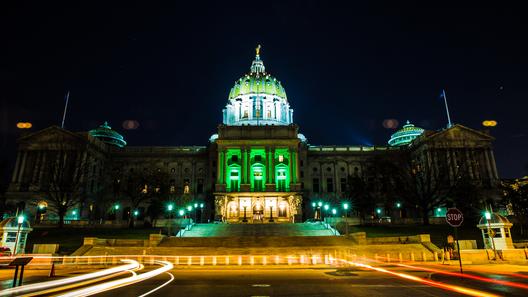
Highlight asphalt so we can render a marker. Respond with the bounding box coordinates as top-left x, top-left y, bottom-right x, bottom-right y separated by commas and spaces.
93, 266, 528, 297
